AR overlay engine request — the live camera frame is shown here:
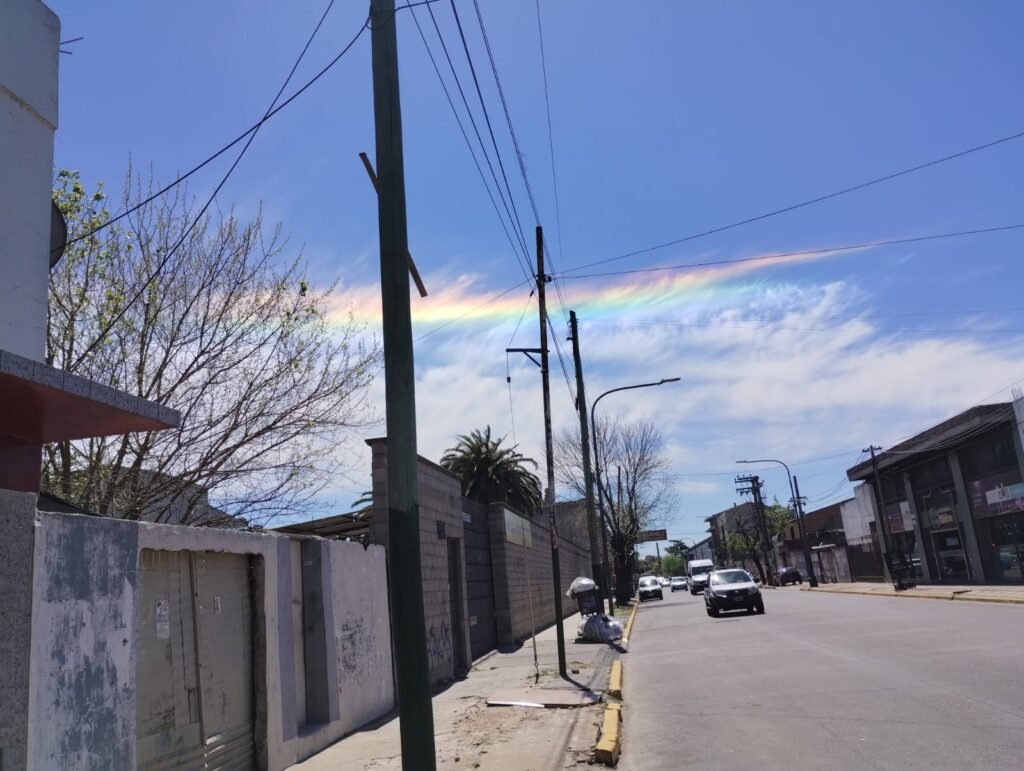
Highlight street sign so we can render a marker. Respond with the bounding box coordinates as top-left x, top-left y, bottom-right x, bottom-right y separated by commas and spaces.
636, 529, 667, 542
